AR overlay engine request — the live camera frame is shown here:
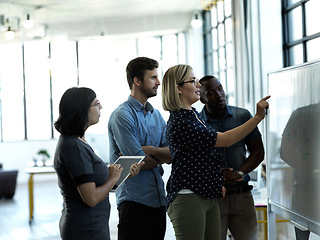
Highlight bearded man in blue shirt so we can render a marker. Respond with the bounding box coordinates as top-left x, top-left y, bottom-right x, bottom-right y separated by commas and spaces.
108, 57, 172, 240
199, 75, 264, 240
